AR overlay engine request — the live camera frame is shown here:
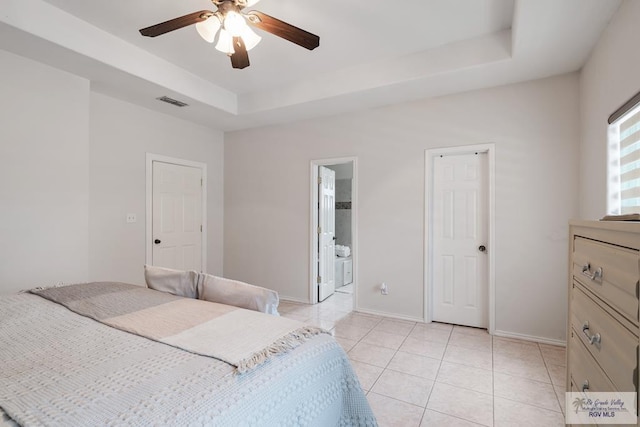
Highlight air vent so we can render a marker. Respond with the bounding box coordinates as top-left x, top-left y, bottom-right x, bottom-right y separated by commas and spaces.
156, 96, 188, 107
